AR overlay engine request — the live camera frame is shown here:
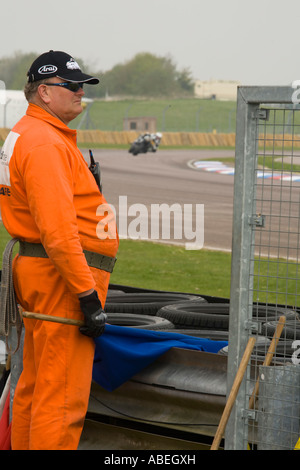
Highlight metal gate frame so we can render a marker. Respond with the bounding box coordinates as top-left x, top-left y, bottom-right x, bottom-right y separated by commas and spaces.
226, 86, 300, 450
